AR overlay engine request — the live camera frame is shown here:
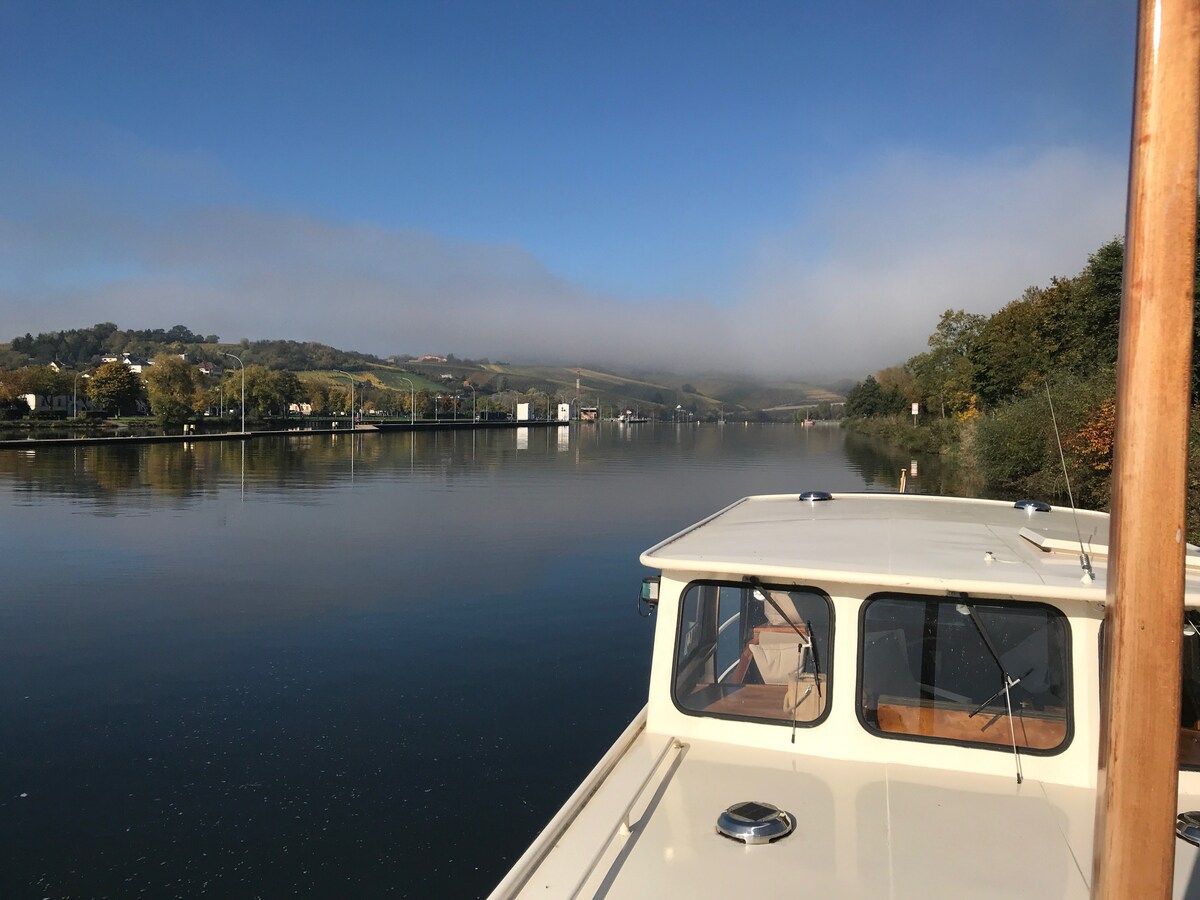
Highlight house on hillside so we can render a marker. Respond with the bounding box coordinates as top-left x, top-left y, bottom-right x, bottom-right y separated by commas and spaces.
100, 353, 152, 374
